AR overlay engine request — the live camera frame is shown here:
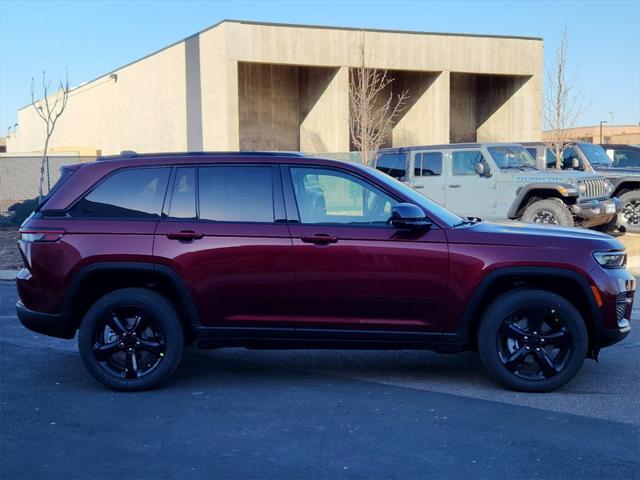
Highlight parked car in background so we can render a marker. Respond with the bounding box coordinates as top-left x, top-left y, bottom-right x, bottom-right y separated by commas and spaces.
527, 142, 640, 233
16, 152, 635, 392
600, 144, 640, 169
375, 143, 617, 228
